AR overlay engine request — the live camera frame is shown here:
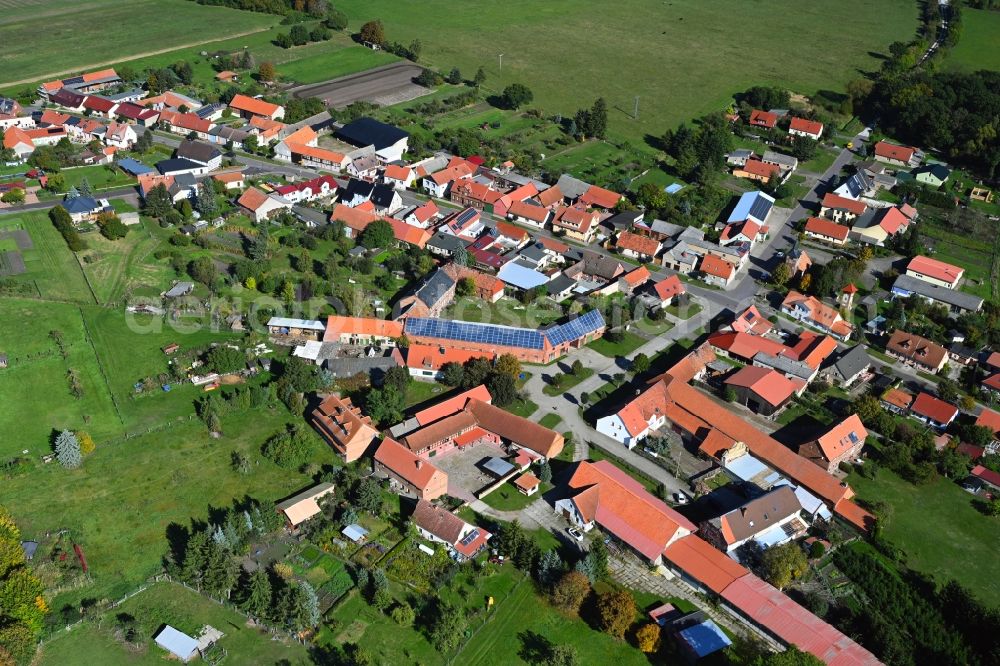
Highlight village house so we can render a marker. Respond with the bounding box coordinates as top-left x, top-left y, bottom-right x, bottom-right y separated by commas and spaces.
798, 414, 868, 473
228, 93, 284, 121
650, 275, 686, 308
551, 206, 600, 243
909, 392, 959, 430
273, 175, 338, 204
780, 291, 853, 340
373, 438, 448, 501
699, 255, 737, 288
311, 394, 379, 462
803, 217, 850, 245
748, 109, 778, 129
699, 486, 806, 559
411, 500, 491, 562
615, 230, 661, 261
382, 163, 414, 189
873, 141, 918, 167
849, 205, 915, 246
175, 139, 222, 173
211, 171, 245, 190
506, 199, 552, 228
393, 344, 494, 381
761, 151, 798, 176
237, 187, 291, 223
732, 158, 779, 183
788, 117, 823, 140
884, 330, 948, 373
103, 122, 136, 149
723, 366, 802, 416
912, 164, 951, 189
324, 315, 403, 347
824, 345, 871, 387
719, 219, 768, 247
880, 387, 914, 414
819, 193, 867, 224
905, 255, 964, 289
335, 117, 410, 163
275, 482, 335, 532
422, 159, 476, 198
